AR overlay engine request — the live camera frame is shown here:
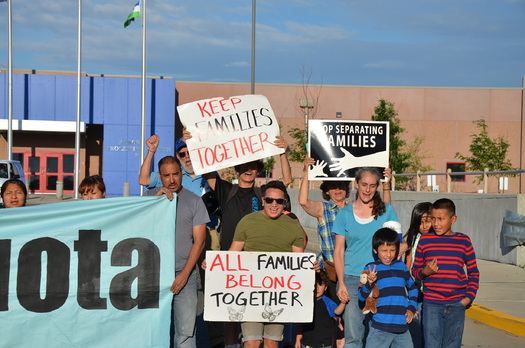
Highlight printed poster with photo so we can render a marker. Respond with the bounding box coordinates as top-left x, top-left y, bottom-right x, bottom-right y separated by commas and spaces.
204, 251, 316, 323
177, 95, 284, 175
308, 120, 389, 180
